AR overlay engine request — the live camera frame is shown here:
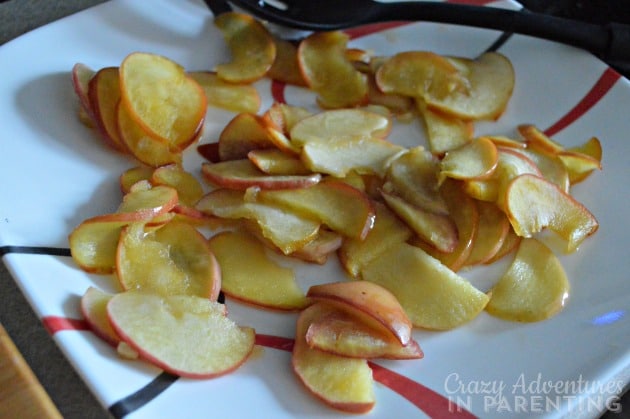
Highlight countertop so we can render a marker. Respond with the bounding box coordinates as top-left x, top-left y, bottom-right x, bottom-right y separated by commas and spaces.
0, 1, 628, 418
